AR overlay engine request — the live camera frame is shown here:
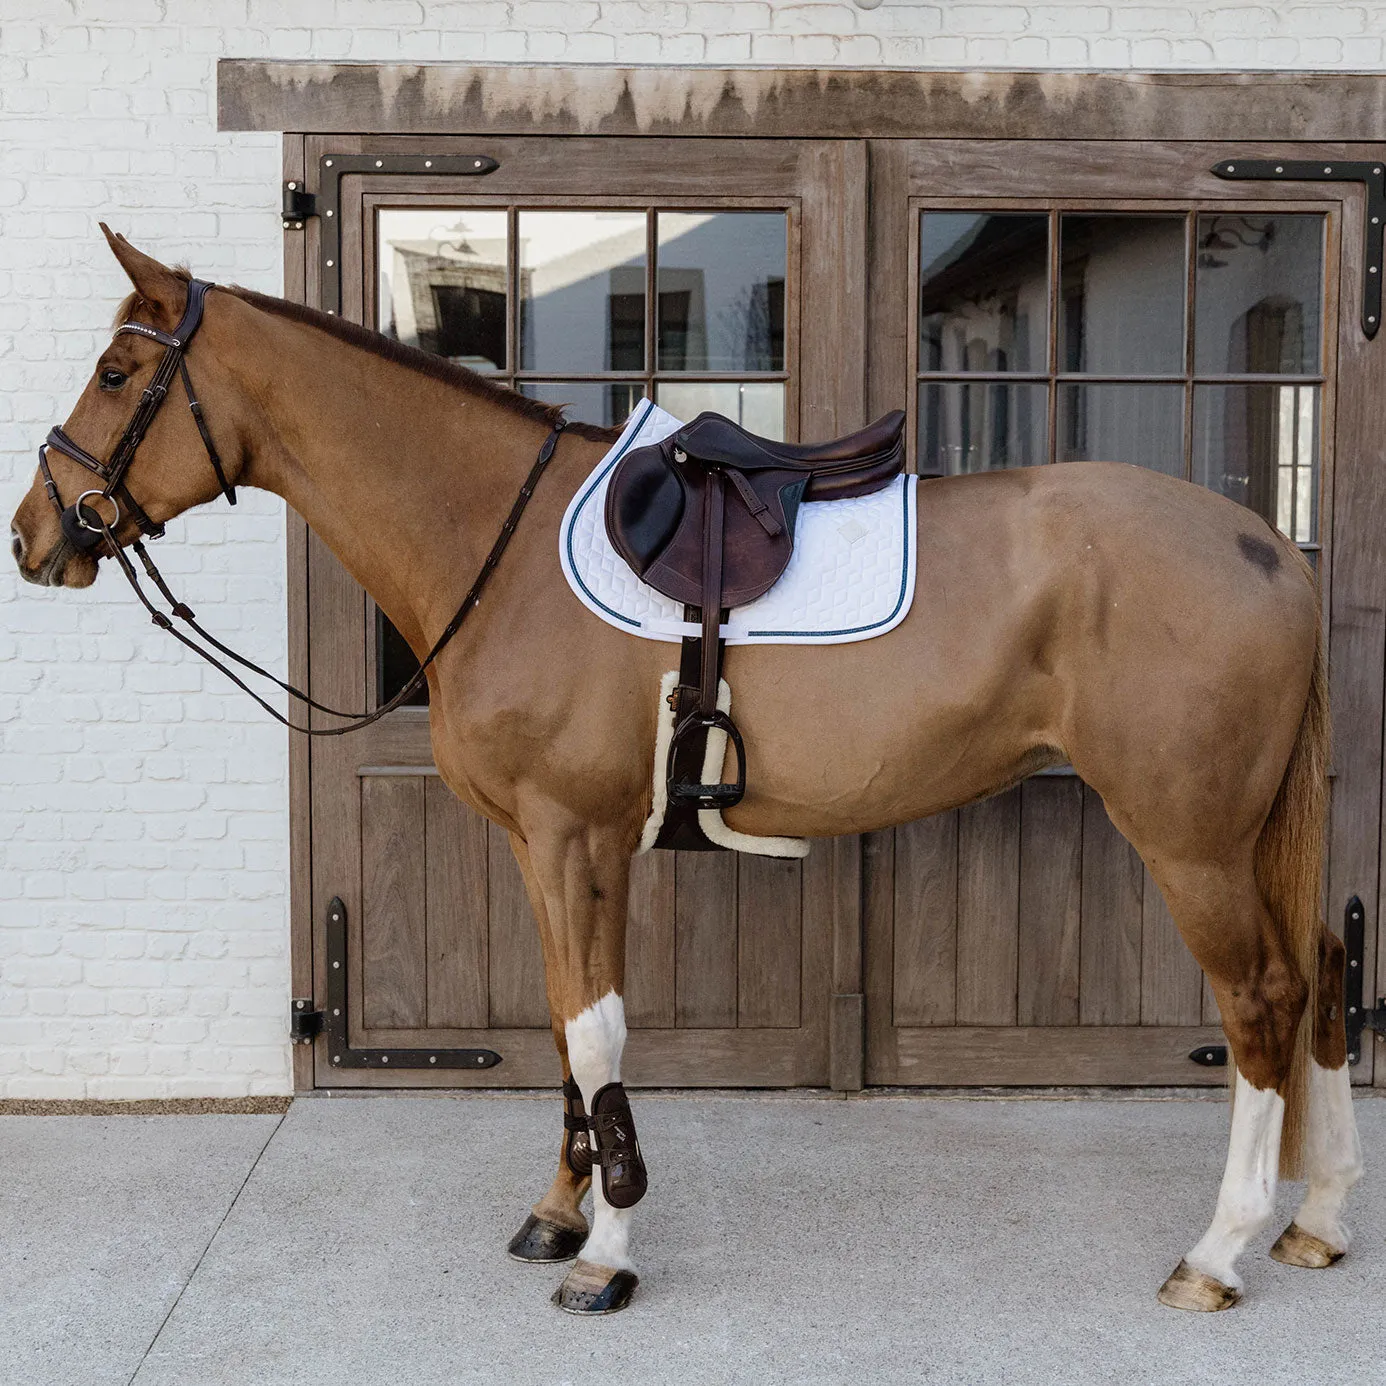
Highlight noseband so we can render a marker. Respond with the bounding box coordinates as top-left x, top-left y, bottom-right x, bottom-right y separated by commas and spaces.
40, 278, 567, 735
